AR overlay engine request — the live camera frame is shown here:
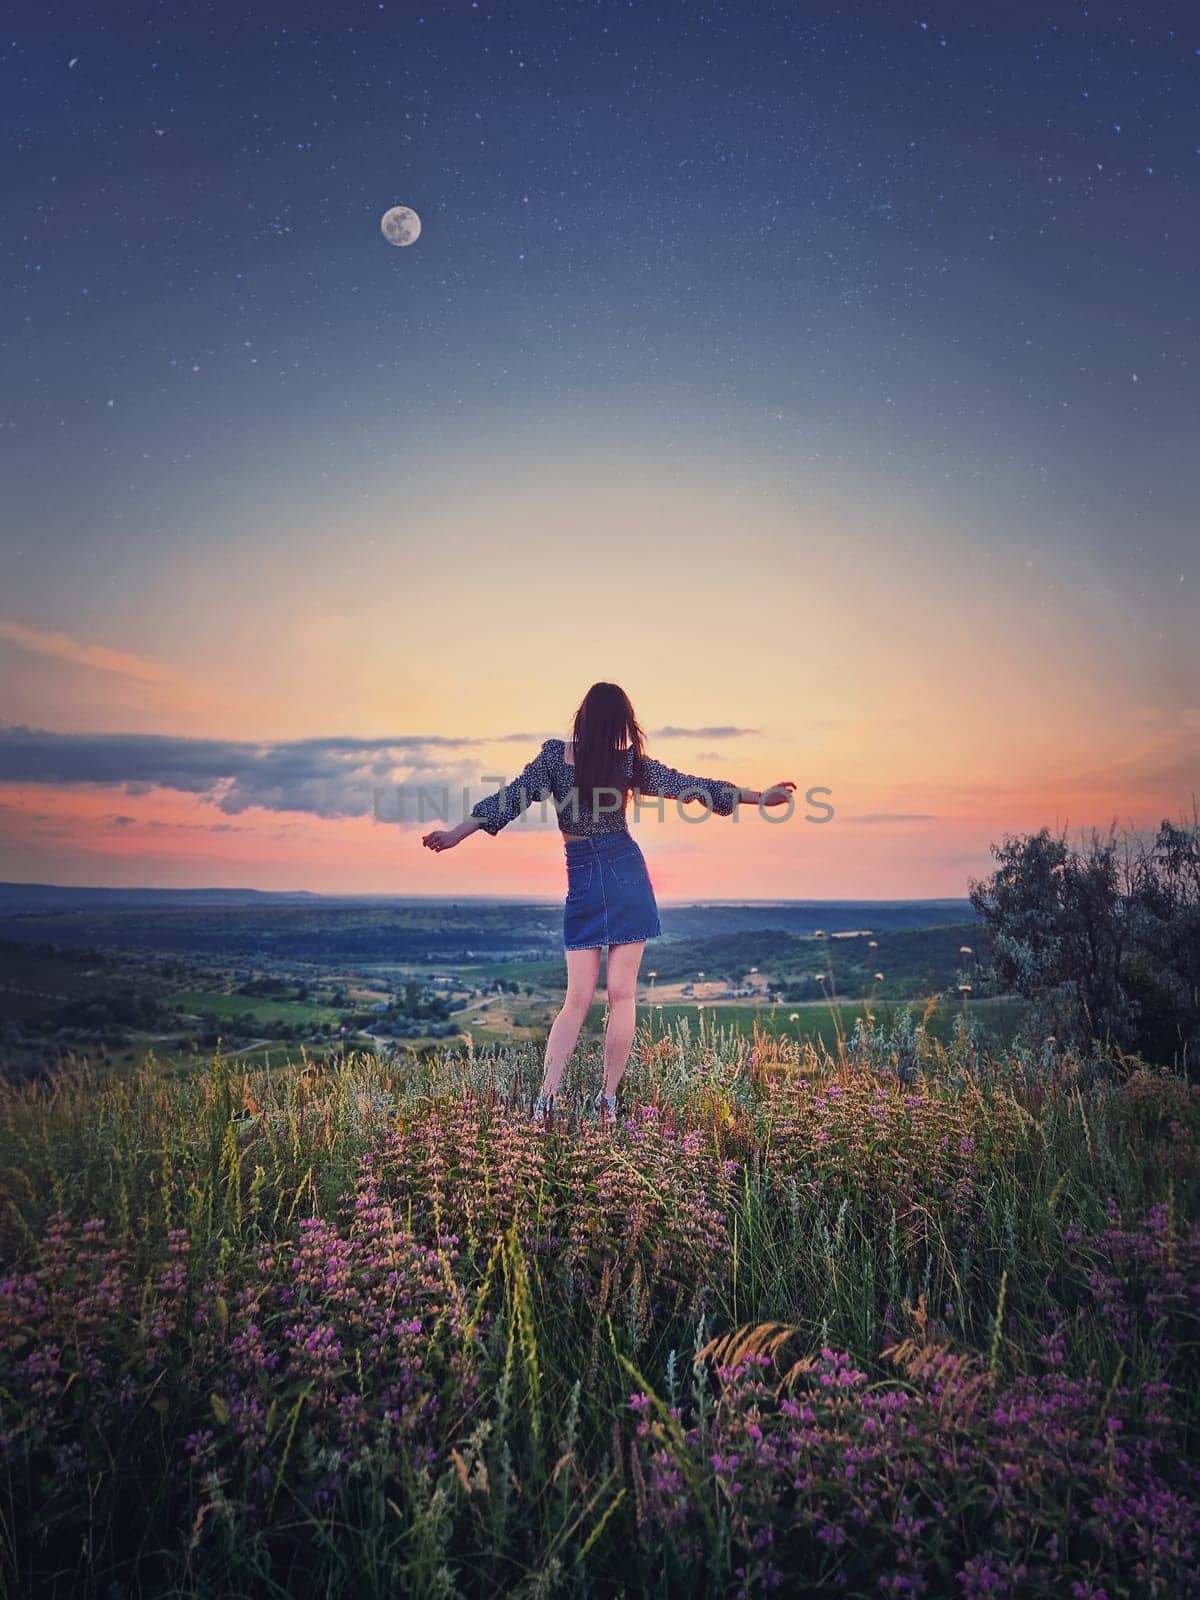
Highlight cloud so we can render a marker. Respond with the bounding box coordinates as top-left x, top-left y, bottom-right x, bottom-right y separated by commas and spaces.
0, 620, 172, 684
99, 810, 247, 834
144, 819, 248, 833
846, 812, 939, 824
0, 799, 52, 822
652, 726, 758, 739
0, 725, 547, 822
